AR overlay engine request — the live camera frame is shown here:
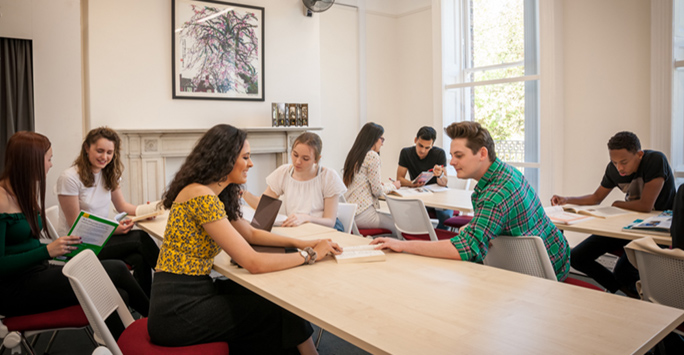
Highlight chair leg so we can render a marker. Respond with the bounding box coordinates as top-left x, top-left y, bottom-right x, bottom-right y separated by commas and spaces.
315, 328, 324, 349
84, 326, 99, 347
29, 332, 42, 347
44, 330, 59, 353
20, 334, 37, 355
